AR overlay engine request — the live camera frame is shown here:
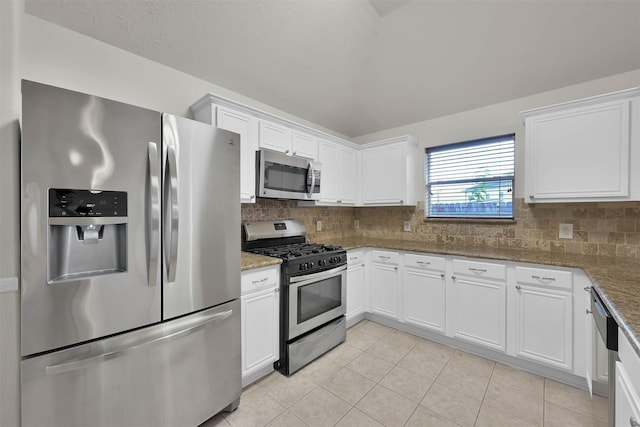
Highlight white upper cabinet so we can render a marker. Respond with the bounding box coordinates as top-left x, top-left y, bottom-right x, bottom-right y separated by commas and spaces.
216, 106, 259, 204
258, 119, 292, 154
190, 102, 259, 204
361, 136, 417, 206
317, 139, 357, 205
291, 130, 318, 160
522, 88, 640, 203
